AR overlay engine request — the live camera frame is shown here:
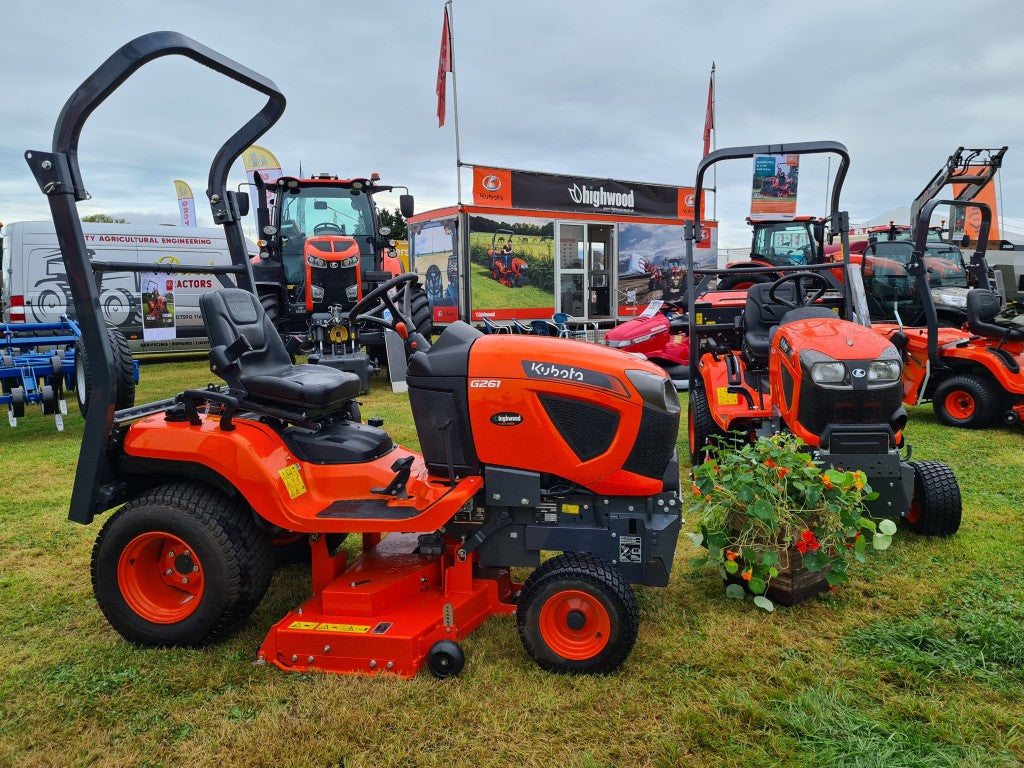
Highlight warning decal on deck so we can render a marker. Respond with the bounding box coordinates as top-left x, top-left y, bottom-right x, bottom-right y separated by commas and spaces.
316, 623, 371, 634
278, 463, 307, 499
288, 621, 319, 630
